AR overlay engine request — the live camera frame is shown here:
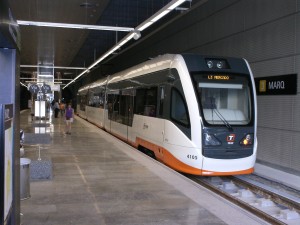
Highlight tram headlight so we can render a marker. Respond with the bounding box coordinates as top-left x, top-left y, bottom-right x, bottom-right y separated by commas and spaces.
204, 133, 221, 146
205, 58, 230, 69
207, 60, 213, 68
240, 134, 253, 146
216, 61, 223, 69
